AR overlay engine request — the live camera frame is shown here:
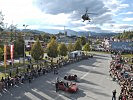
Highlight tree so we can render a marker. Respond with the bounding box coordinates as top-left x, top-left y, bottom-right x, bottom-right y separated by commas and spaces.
67, 42, 74, 52
0, 11, 4, 32
43, 34, 51, 42
115, 31, 133, 40
83, 43, 90, 54
51, 35, 56, 40
80, 36, 86, 46
31, 39, 44, 62
47, 38, 58, 60
14, 34, 24, 57
0, 47, 3, 61
58, 43, 67, 57
74, 39, 82, 50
